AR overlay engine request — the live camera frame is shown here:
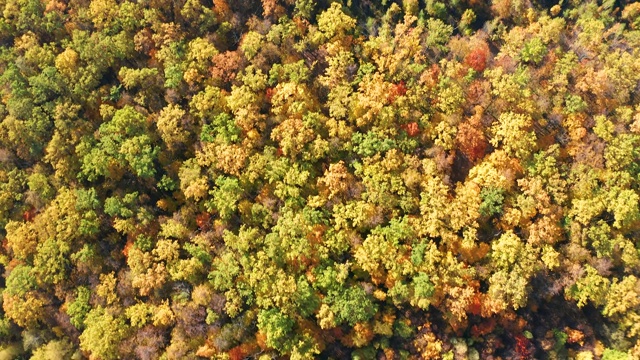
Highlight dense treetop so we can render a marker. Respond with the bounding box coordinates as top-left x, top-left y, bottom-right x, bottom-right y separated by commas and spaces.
1, 0, 640, 359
